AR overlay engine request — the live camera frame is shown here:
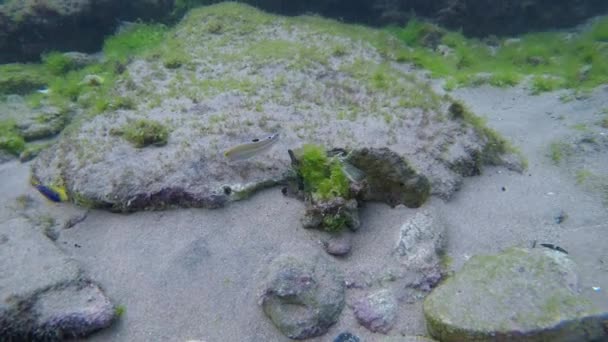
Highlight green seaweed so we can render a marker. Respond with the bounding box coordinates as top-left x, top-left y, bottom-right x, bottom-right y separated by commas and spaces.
0, 63, 48, 94
317, 161, 350, 200
115, 304, 126, 317
388, 16, 608, 92
103, 23, 168, 63
299, 144, 330, 193
0, 119, 26, 155
590, 17, 608, 41
297, 144, 351, 200
549, 141, 572, 165
42, 52, 75, 75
